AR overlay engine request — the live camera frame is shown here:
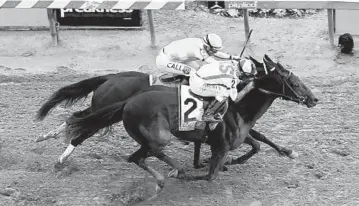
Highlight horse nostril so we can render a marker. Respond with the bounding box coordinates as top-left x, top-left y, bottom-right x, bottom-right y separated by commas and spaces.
314, 98, 319, 103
